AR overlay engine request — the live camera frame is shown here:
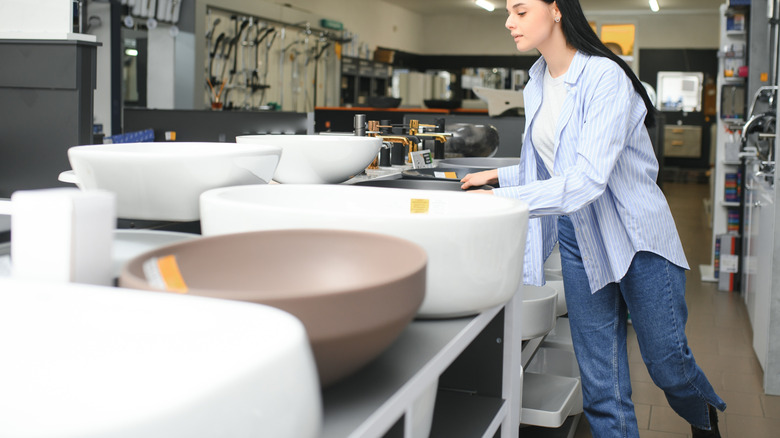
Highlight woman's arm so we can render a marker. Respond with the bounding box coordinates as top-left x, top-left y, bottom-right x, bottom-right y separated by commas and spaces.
492, 63, 639, 217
